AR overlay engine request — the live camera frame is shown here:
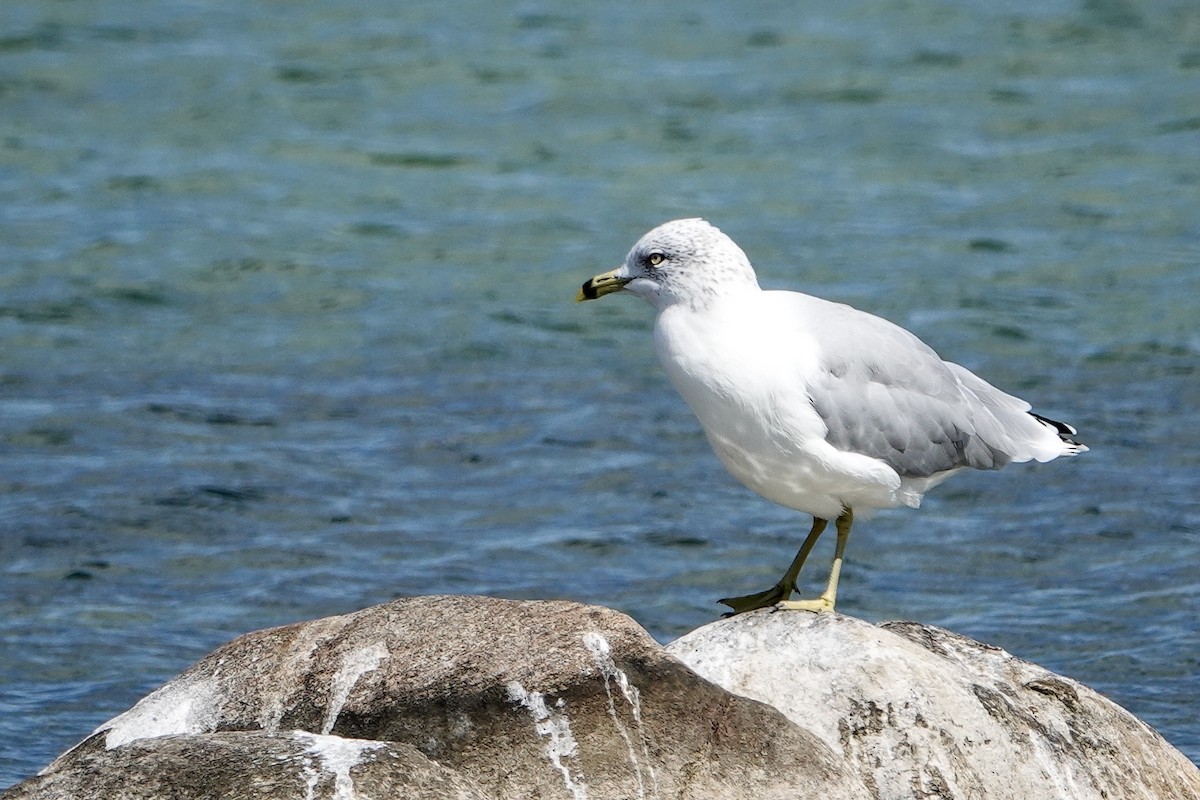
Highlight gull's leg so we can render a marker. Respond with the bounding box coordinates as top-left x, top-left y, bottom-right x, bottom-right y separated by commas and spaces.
719, 517, 828, 615
776, 508, 853, 613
